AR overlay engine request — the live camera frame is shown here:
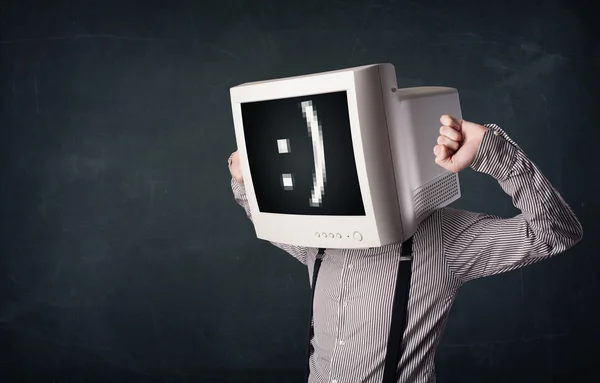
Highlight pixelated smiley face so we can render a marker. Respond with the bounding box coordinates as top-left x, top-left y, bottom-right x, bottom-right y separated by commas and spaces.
241, 91, 365, 216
